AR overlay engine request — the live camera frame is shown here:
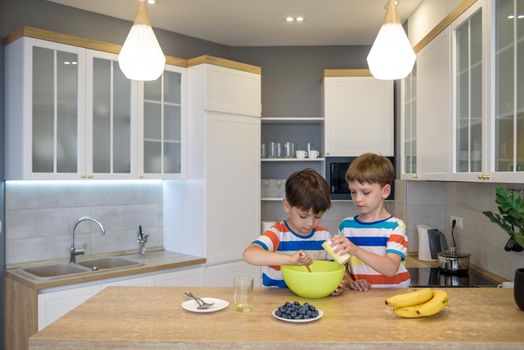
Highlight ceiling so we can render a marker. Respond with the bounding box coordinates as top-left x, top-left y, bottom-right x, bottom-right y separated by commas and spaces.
48, 0, 424, 46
